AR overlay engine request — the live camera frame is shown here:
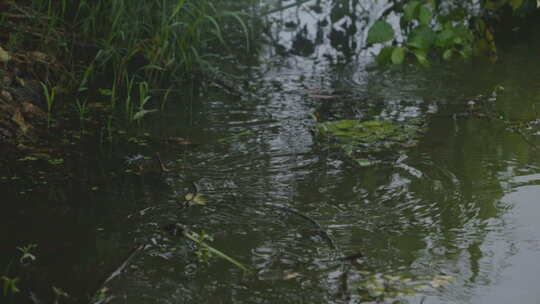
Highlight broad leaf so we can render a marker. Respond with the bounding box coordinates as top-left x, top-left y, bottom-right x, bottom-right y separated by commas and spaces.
0, 46, 10, 62
418, 6, 432, 25
407, 25, 436, 50
376, 46, 395, 64
403, 1, 421, 22
367, 20, 395, 44
436, 28, 455, 47
453, 24, 474, 43
391, 47, 406, 64
413, 49, 430, 67
442, 49, 453, 60
511, 0, 524, 10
